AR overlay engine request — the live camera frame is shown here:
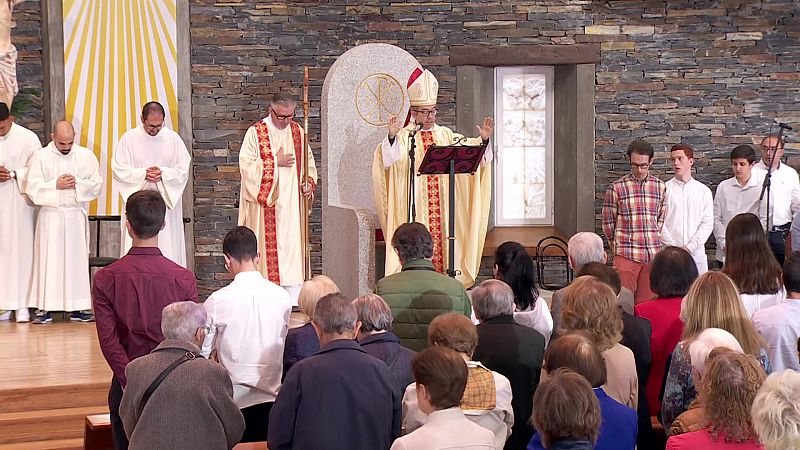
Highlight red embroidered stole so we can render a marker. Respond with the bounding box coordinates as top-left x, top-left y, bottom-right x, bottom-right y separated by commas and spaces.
419, 131, 445, 273
254, 120, 303, 284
